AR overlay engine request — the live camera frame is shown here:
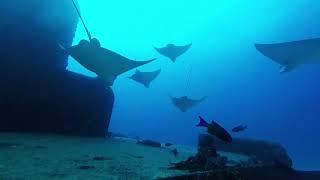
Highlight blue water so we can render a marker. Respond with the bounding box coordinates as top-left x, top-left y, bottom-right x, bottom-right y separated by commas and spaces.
68, 0, 320, 170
